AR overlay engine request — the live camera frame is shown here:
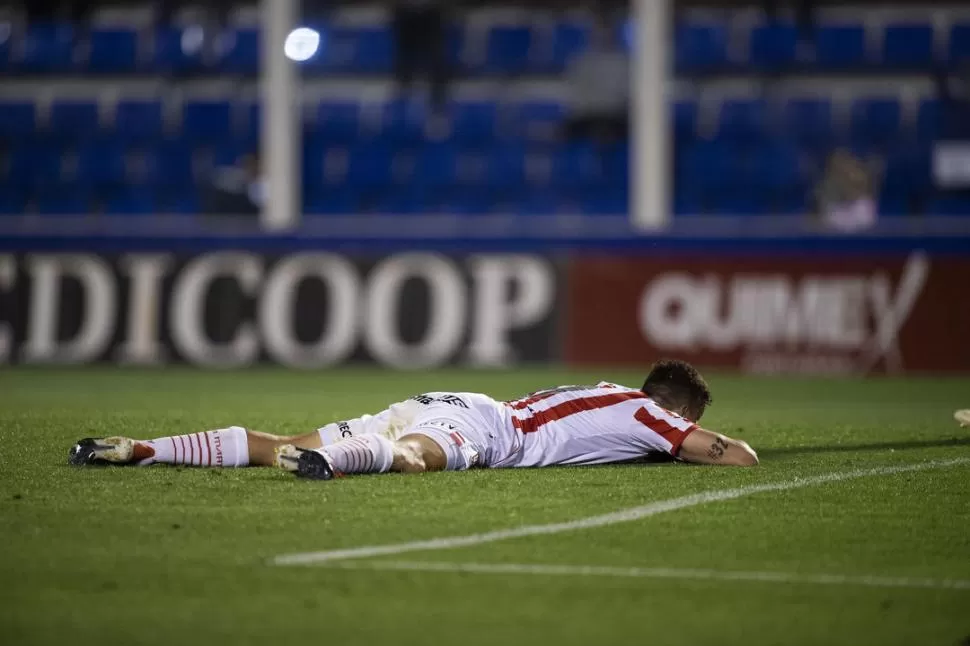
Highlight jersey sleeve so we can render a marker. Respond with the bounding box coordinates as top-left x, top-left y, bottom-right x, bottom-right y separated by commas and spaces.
631, 399, 699, 456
